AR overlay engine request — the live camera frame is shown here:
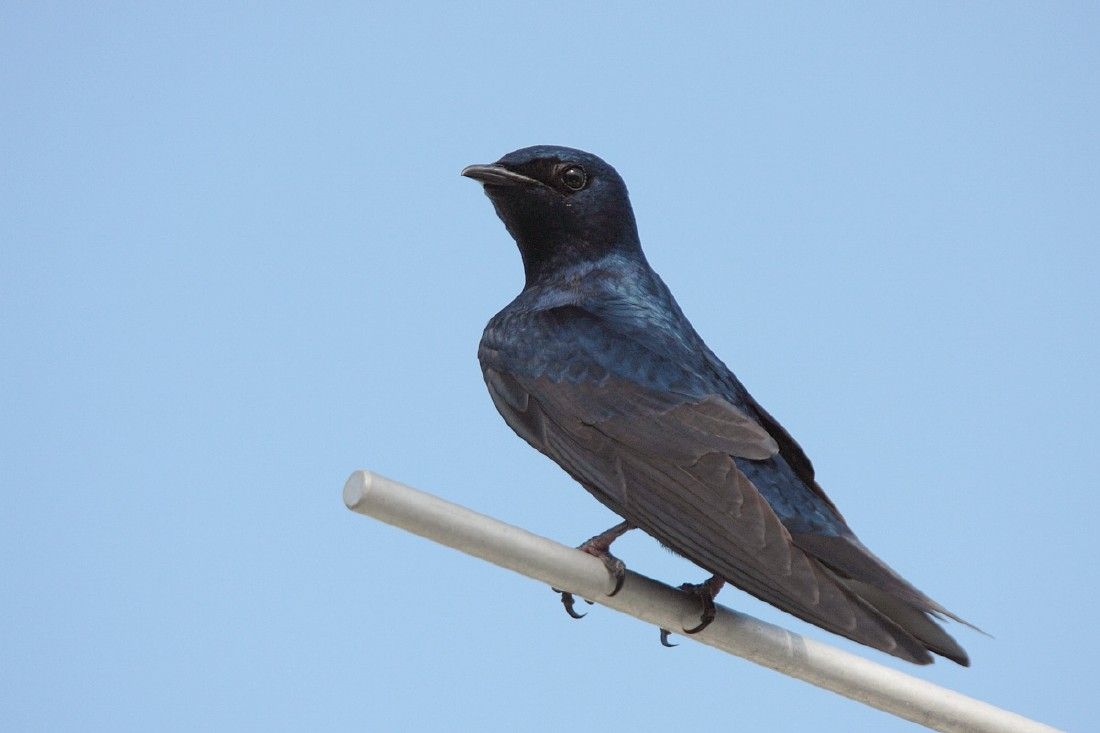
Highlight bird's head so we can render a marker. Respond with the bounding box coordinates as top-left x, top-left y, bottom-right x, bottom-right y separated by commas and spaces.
462, 146, 642, 285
